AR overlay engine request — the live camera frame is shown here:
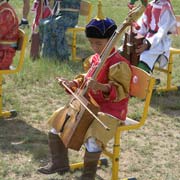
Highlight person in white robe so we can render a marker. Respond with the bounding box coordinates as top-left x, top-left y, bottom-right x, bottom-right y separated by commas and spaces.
135, 0, 177, 73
